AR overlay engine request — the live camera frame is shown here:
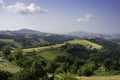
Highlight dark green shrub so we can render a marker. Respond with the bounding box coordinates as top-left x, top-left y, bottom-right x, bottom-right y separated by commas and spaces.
77, 68, 94, 76
0, 70, 12, 80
